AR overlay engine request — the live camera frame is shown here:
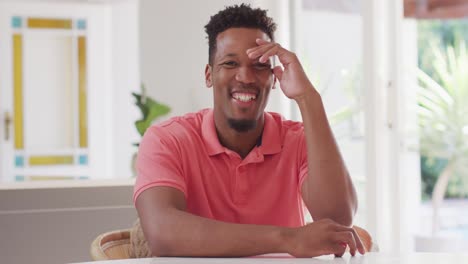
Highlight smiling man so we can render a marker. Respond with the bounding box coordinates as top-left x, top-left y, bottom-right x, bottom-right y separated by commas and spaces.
134, 4, 365, 258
